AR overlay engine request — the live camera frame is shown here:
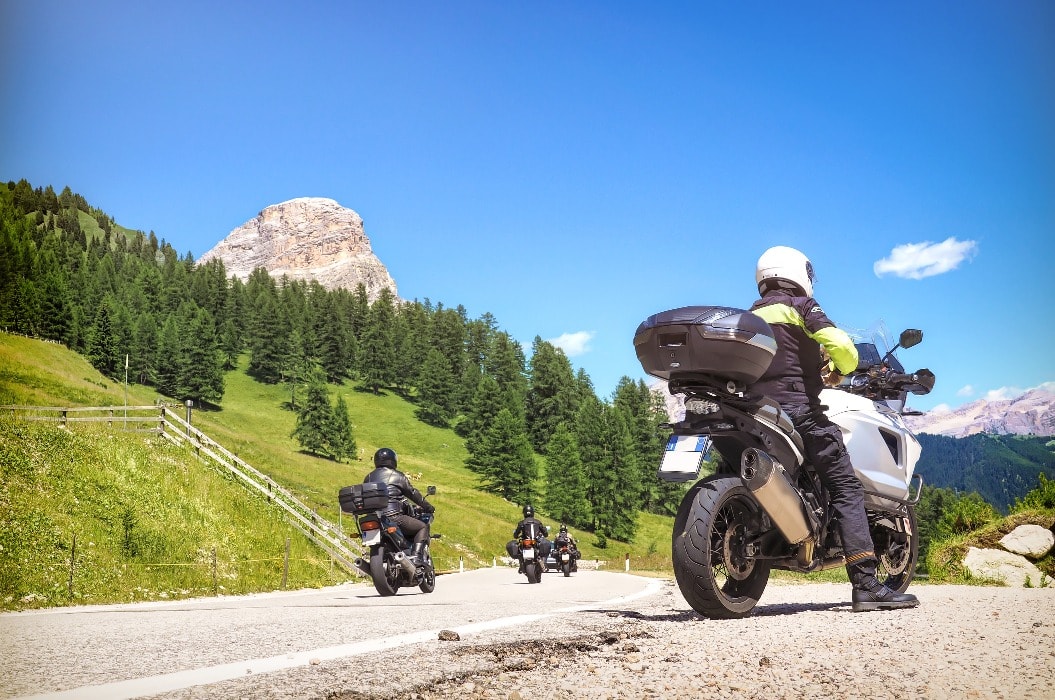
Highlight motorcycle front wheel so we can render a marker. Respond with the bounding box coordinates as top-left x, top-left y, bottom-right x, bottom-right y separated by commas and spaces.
369, 545, 400, 597
871, 505, 919, 594
673, 475, 772, 619
418, 563, 436, 593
